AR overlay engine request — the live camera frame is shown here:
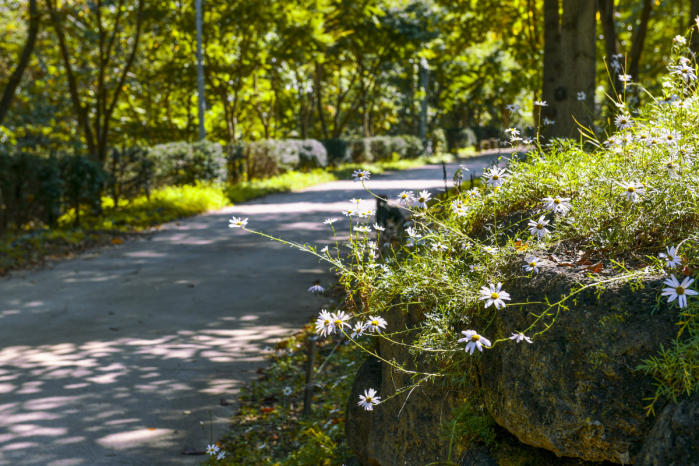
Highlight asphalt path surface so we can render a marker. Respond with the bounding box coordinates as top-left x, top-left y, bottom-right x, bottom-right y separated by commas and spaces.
0, 154, 502, 466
